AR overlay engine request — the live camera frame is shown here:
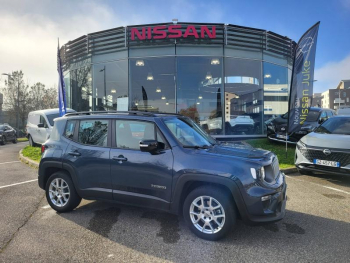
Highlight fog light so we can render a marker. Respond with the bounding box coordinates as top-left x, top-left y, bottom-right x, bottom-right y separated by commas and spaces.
261, 195, 271, 202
